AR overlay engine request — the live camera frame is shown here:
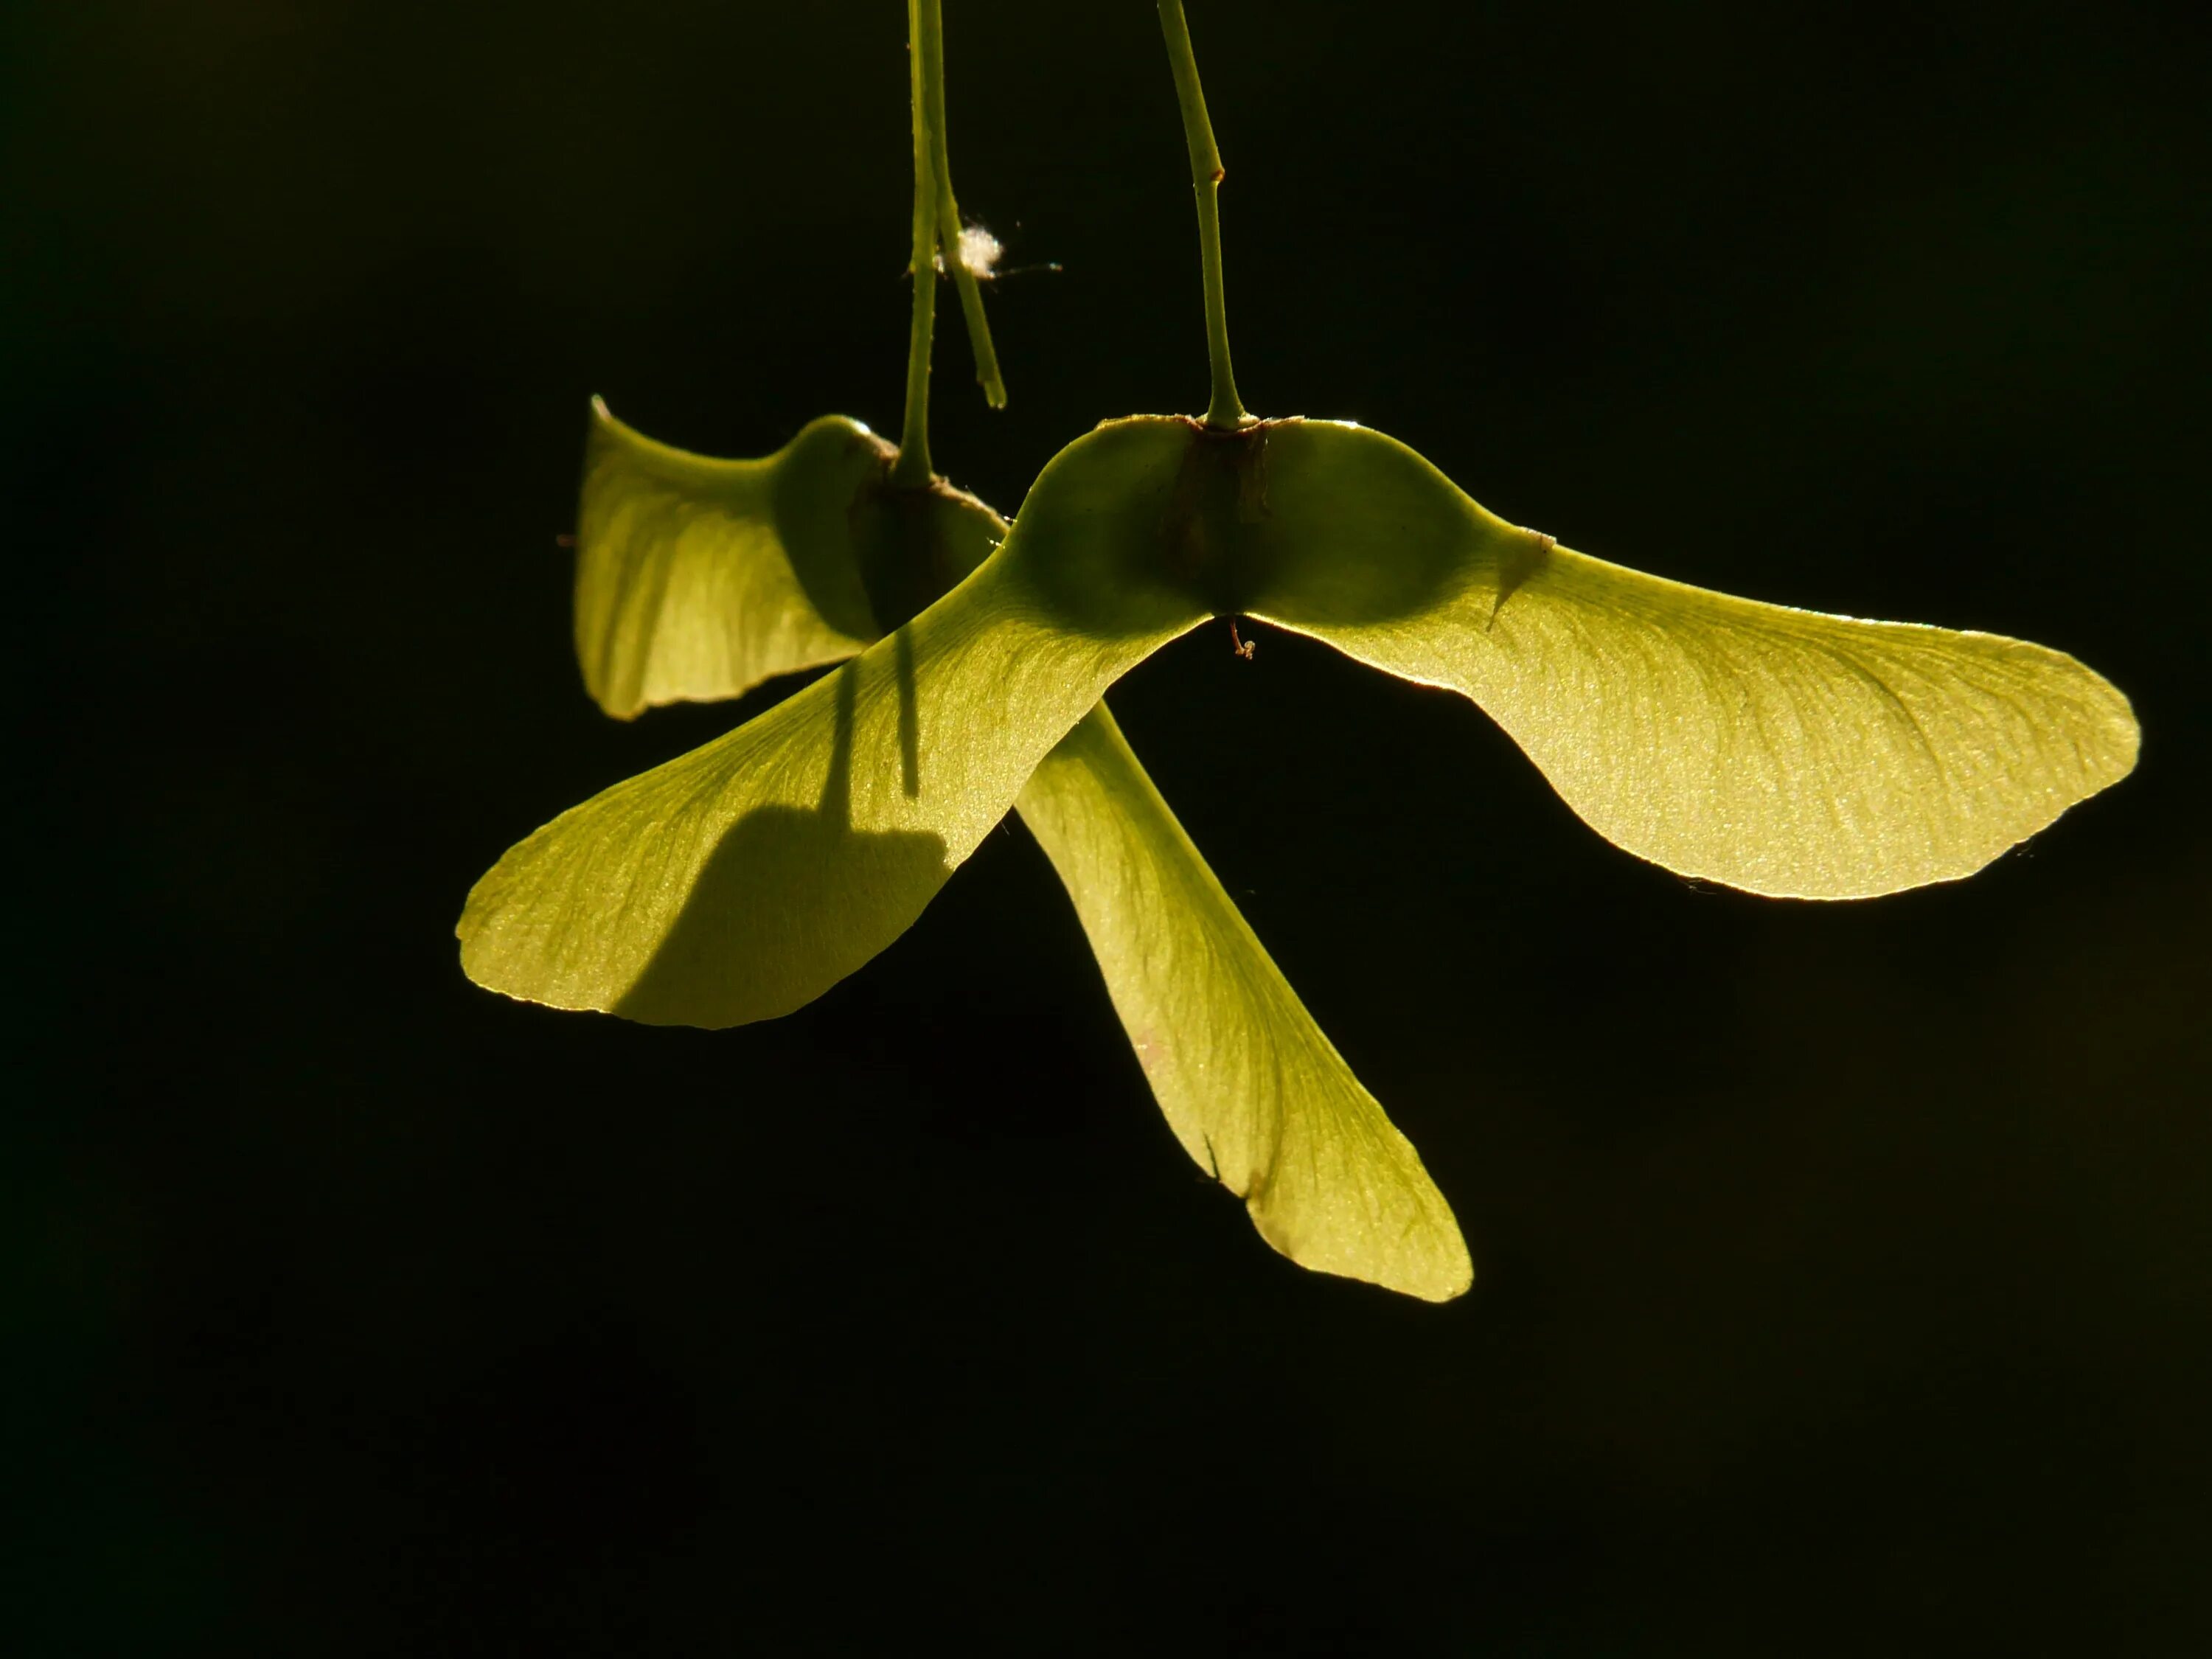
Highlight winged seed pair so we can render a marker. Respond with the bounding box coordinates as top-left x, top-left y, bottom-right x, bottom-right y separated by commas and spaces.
456, 2, 2137, 1302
